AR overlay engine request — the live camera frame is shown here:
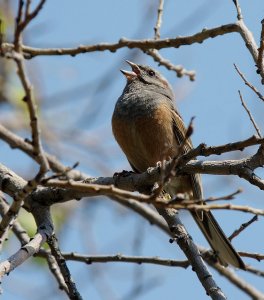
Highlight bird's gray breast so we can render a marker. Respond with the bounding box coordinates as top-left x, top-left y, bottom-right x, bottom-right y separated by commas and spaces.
114, 89, 165, 119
